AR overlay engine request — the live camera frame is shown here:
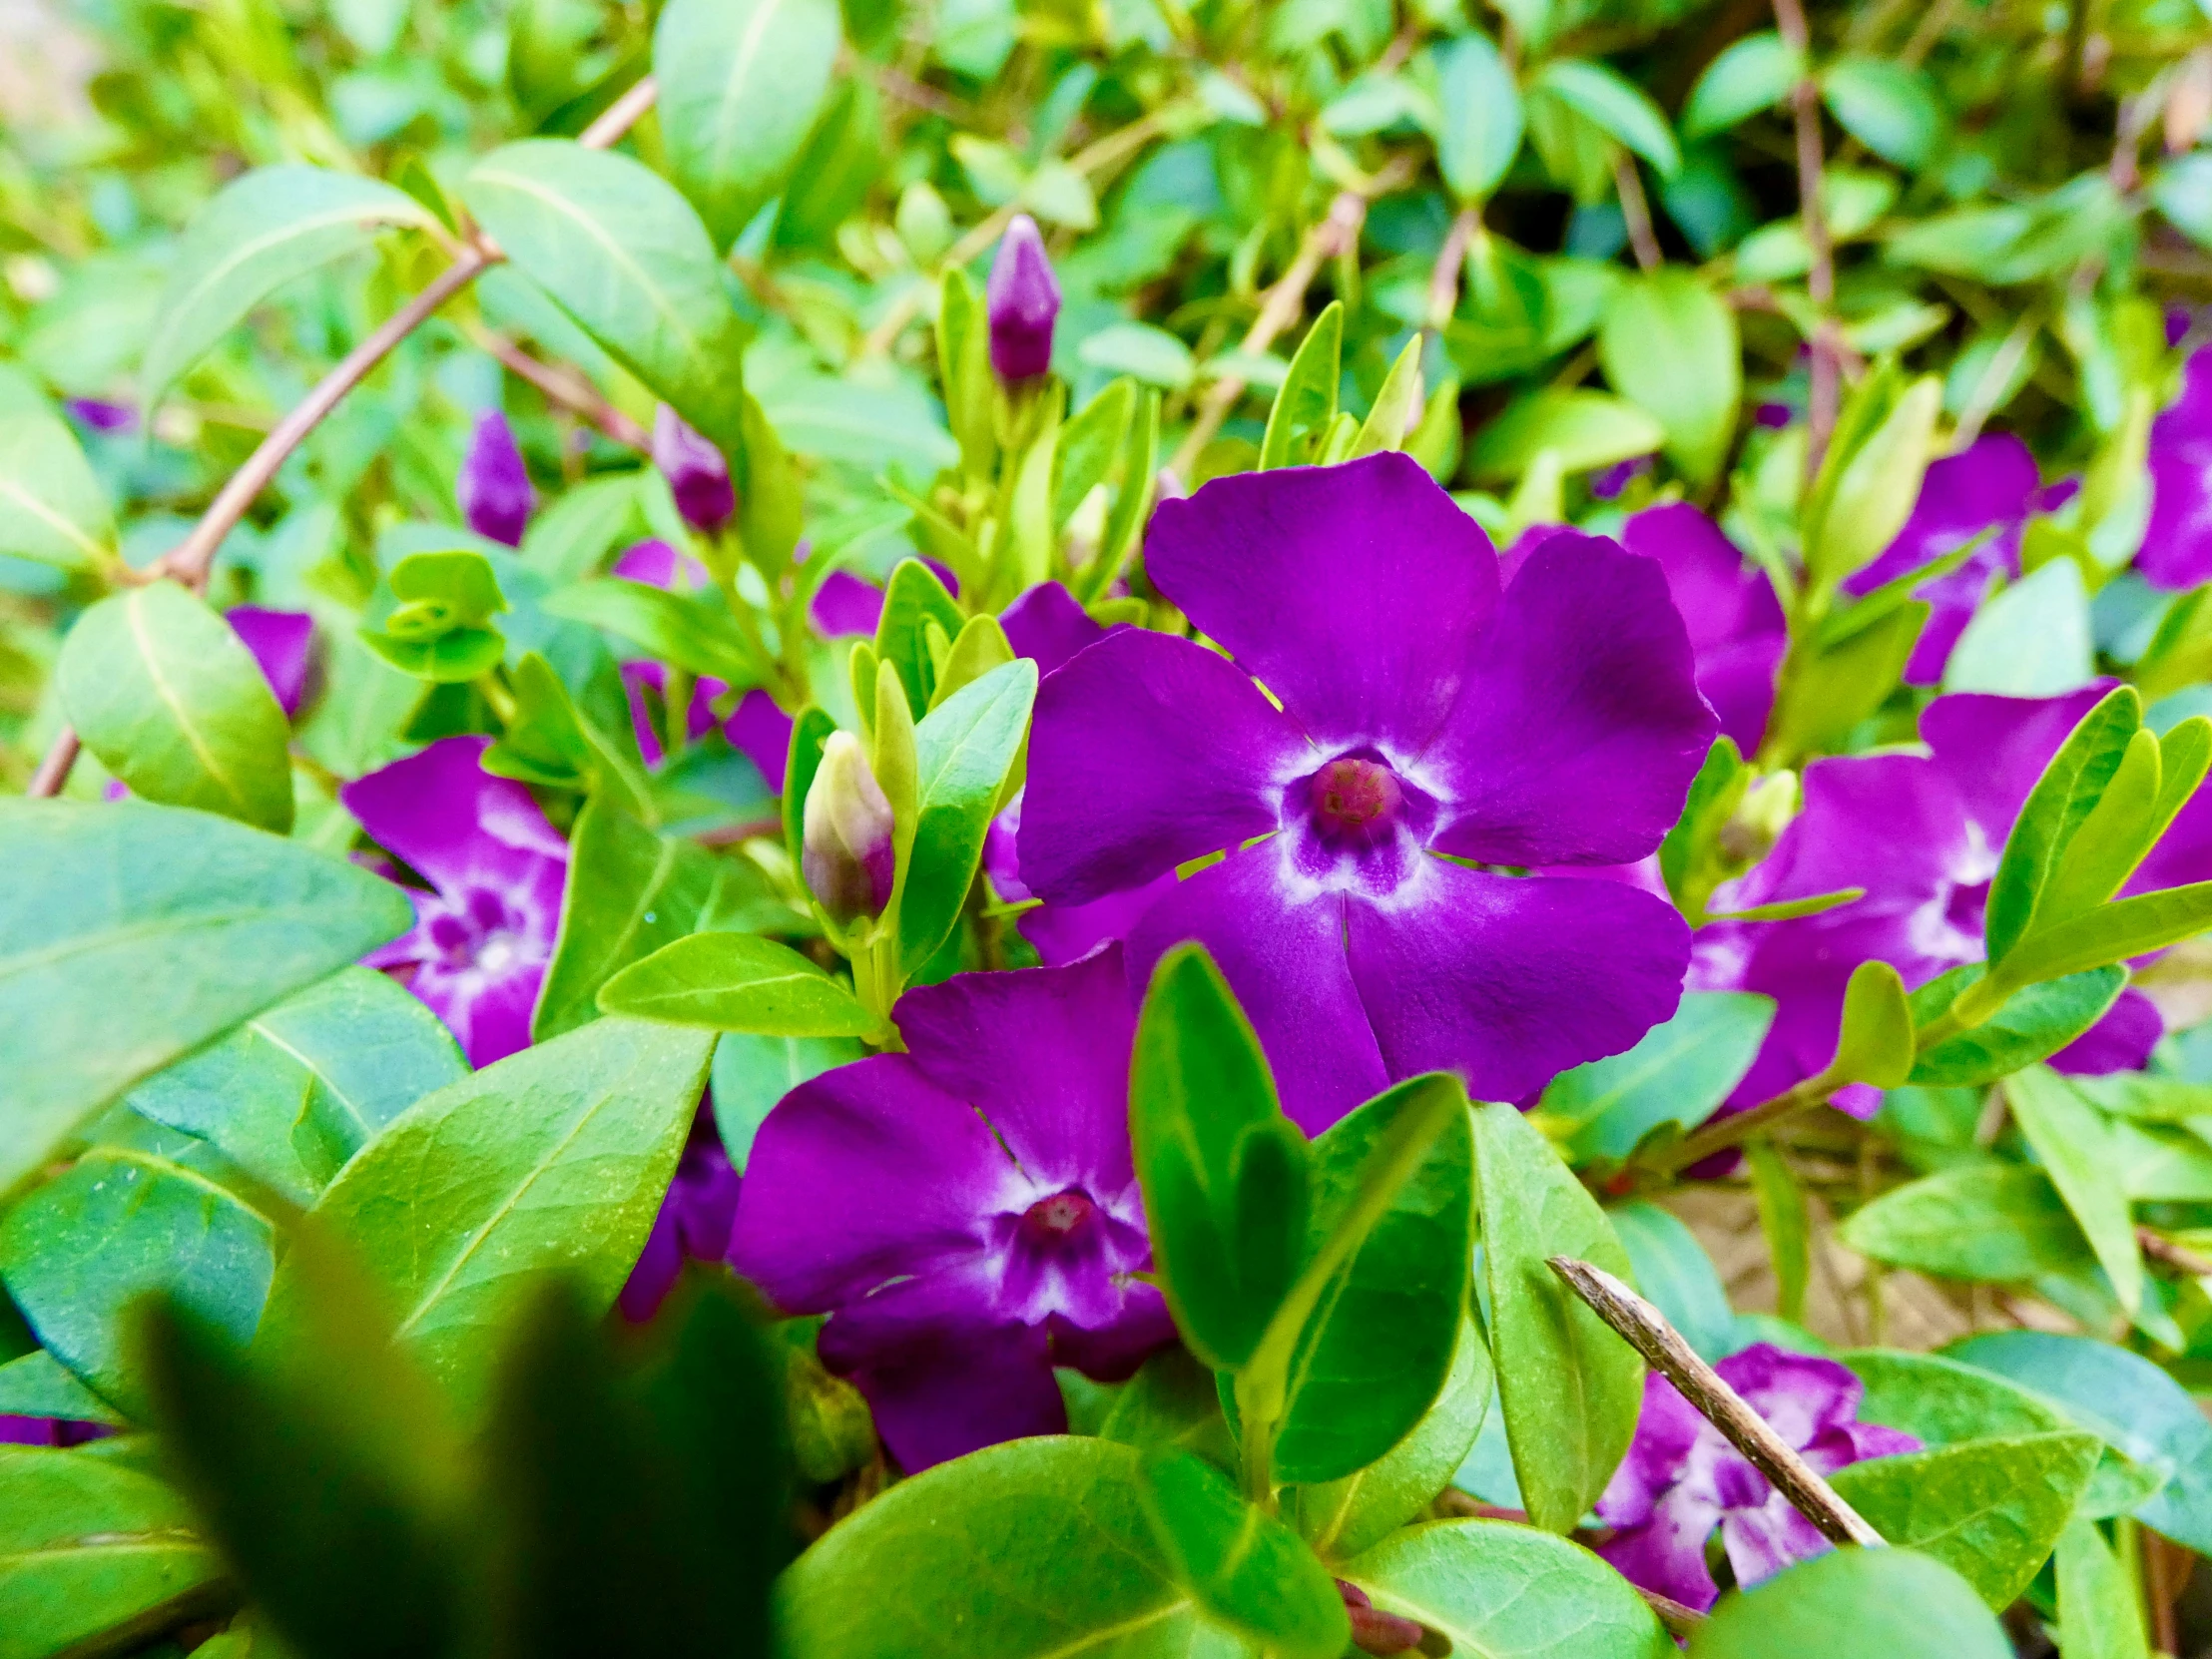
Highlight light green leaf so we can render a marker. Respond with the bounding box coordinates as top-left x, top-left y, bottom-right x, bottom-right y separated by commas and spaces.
599, 932, 881, 1036
0, 1351, 126, 1425
1597, 270, 1741, 484
1820, 58, 1943, 171
1078, 320, 1197, 389
1997, 881, 2212, 988
2004, 1067, 2141, 1315
59, 580, 295, 832
1349, 337, 1424, 459
0, 801, 412, 1197
1806, 374, 1941, 587
142, 166, 433, 412
1533, 60, 1681, 176
2055, 1517, 2150, 1659
0, 403, 113, 570
1945, 559, 2095, 698
1835, 959, 1914, 1088
709, 1032, 865, 1172
896, 659, 1038, 974
1908, 965, 2126, 1086
653, 0, 841, 249
1982, 689, 2141, 966
1260, 302, 1344, 470
1546, 992, 1773, 1163
1429, 32, 1524, 202
1687, 1547, 2011, 1659
1682, 31, 1801, 139
1138, 1452, 1348, 1659
1466, 388, 1665, 482
1839, 1164, 2093, 1282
